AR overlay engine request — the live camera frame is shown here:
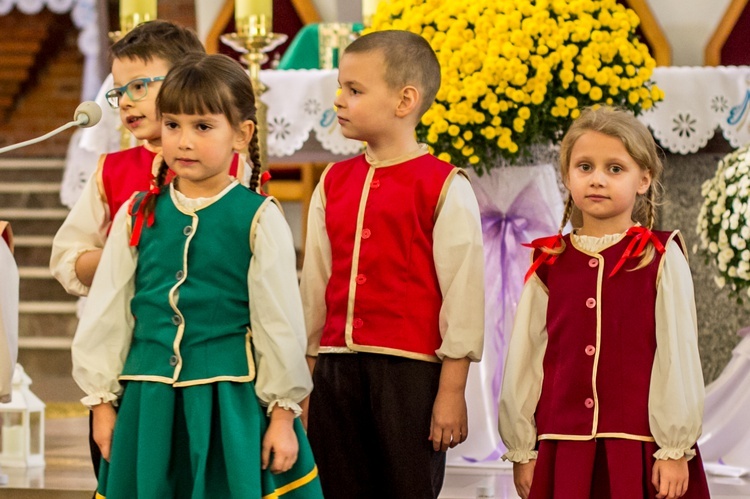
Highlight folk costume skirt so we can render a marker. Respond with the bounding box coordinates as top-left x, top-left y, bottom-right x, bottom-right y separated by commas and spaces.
529, 439, 710, 499
95, 381, 323, 499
